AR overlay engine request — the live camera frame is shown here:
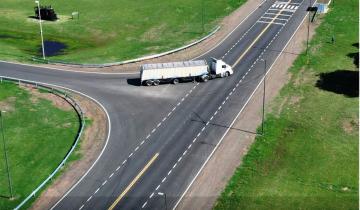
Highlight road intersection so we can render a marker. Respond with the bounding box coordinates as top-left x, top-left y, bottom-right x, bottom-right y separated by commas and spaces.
0, 0, 312, 209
